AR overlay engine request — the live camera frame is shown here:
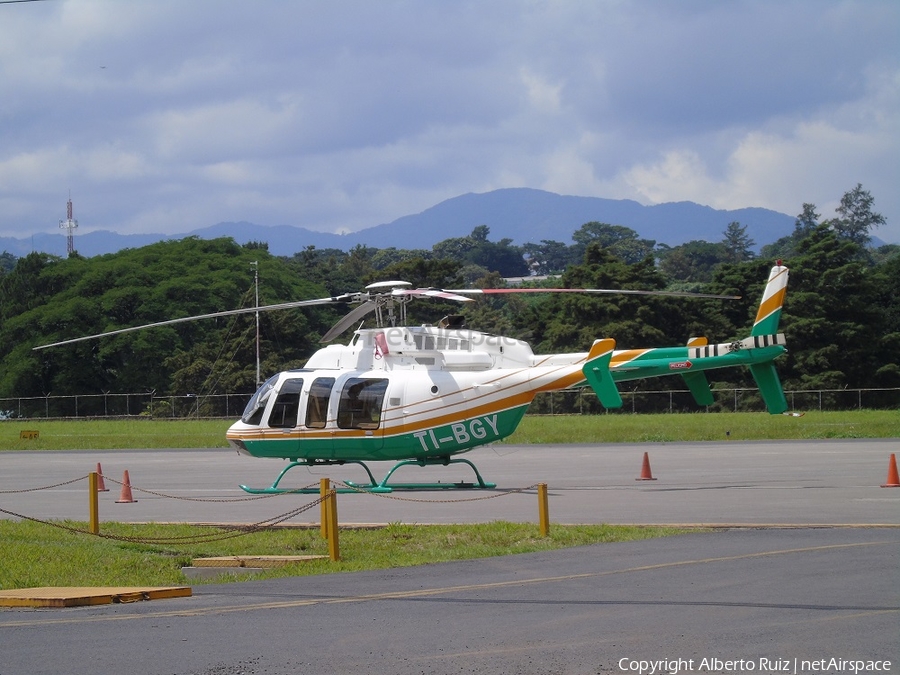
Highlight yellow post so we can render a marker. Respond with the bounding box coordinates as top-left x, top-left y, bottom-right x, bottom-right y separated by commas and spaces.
88, 472, 100, 535
320, 478, 330, 539
538, 483, 549, 537
326, 489, 340, 561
